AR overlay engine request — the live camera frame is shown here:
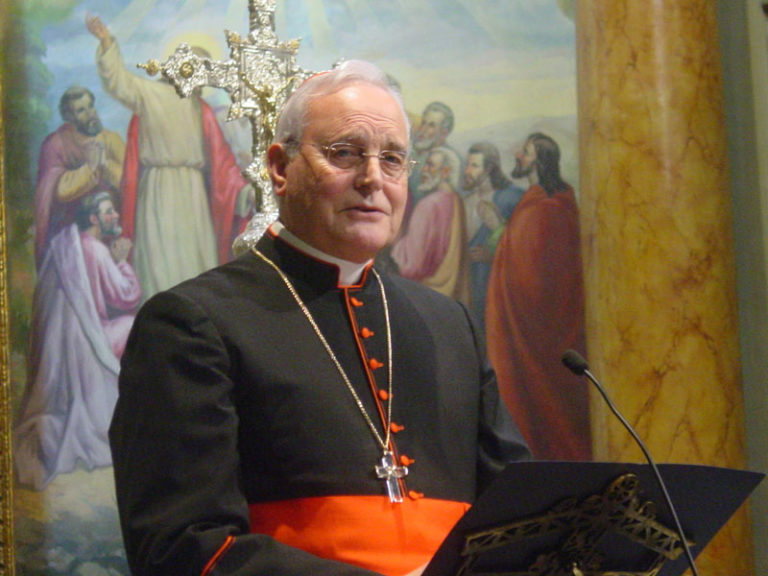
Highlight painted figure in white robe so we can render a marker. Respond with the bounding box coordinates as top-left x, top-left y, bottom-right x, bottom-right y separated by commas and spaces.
86, 15, 254, 300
